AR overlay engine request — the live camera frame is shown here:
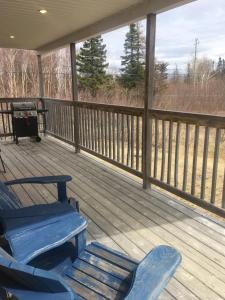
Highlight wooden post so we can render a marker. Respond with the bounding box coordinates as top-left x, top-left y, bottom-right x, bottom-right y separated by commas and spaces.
142, 14, 156, 189
70, 43, 80, 153
37, 55, 44, 98
37, 54, 46, 133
